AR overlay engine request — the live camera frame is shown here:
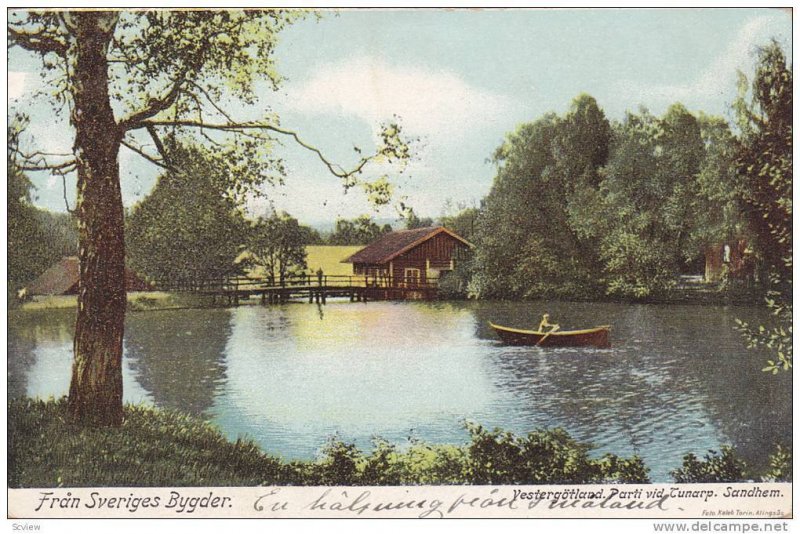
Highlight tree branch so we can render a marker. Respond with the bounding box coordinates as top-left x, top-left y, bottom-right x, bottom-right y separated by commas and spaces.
14, 151, 78, 172
185, 80, 236, 123
143, 120, 372, 178
17, 158, 76, 173
120, 138, 174, 172
145, 124, 171, 165
61, 172, 74, 213
118, 75, 187, 131
8, 25, 68, 57
11, 144, 76, 171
